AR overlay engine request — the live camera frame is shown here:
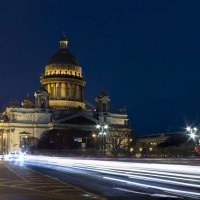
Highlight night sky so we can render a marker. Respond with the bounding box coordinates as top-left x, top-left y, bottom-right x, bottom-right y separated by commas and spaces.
0, 0, 200, 135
